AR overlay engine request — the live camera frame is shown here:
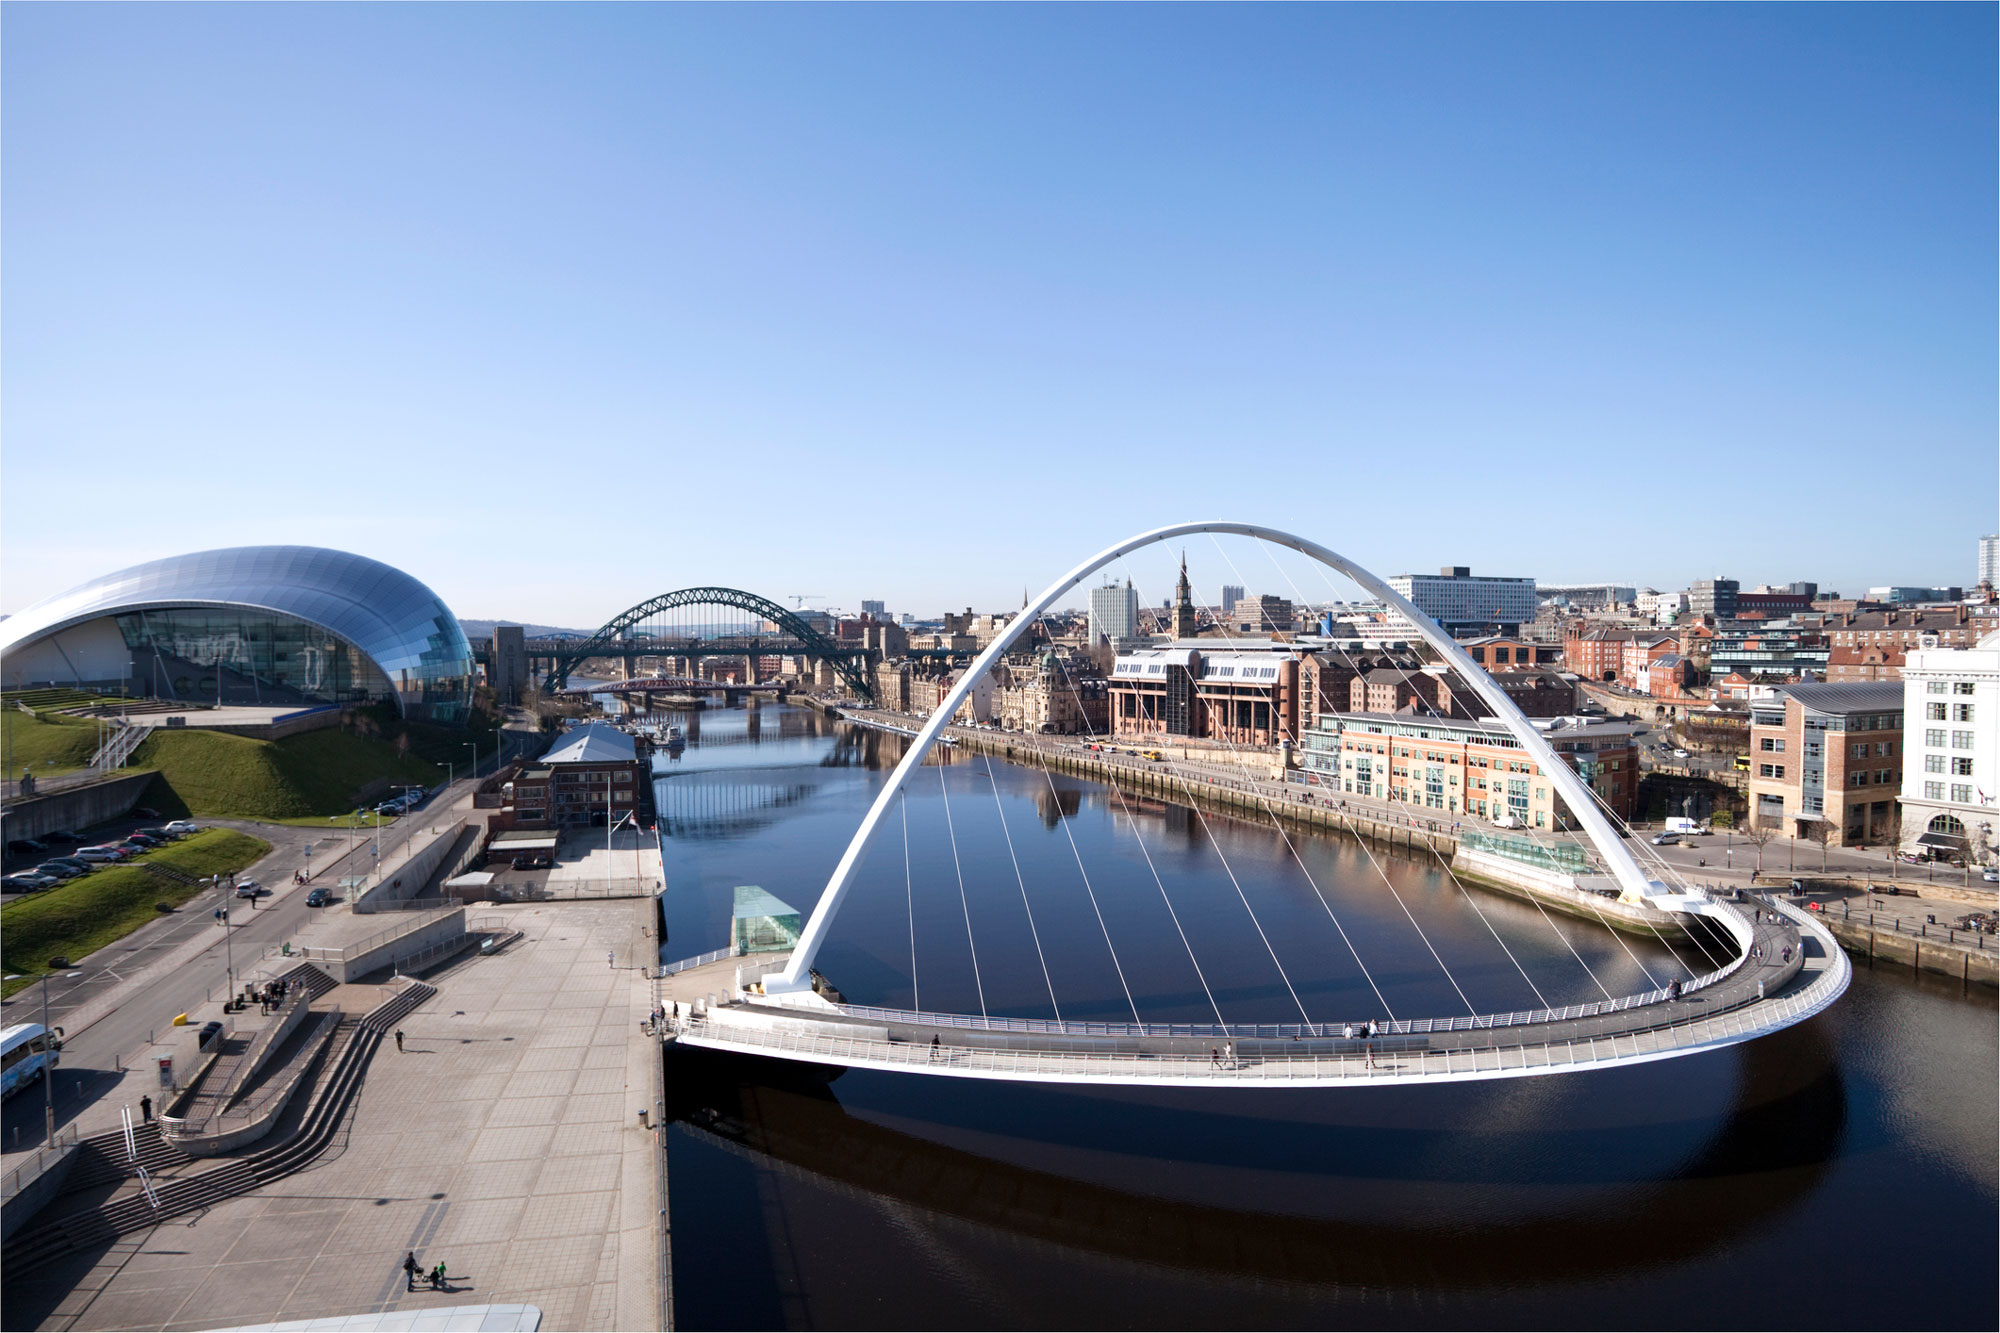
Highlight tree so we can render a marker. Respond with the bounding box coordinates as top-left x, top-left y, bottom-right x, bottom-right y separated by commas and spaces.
1880, 806, 1902, 861
1742, 819, 1776, 875
1802, 819, 1834, 872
